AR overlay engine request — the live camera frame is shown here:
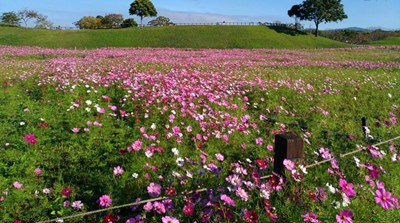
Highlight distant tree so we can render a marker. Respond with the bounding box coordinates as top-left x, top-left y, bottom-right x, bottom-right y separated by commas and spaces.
148, 16, 174, 26
289, 0, 347, 37
121, 18, 138, 28
18, 10, 39, 27
129, 0, 157, 27
101, 13, 124, 28
1, 11, 20, 26
287, 5, 302, 30
35, 14, 53, 29
74, 16, 102, 29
